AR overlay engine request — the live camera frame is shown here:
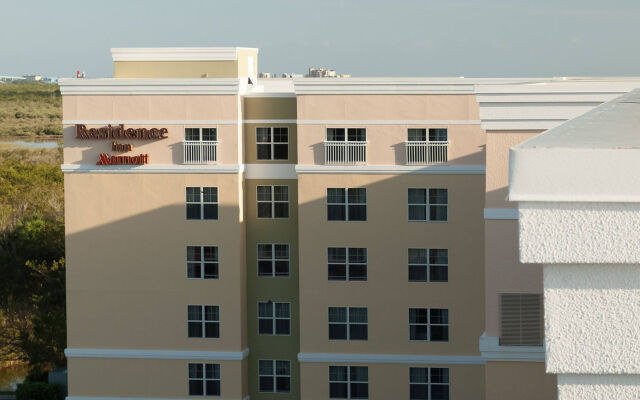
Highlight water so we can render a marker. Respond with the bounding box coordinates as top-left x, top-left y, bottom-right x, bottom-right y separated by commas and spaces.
1, 140, 59, 148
